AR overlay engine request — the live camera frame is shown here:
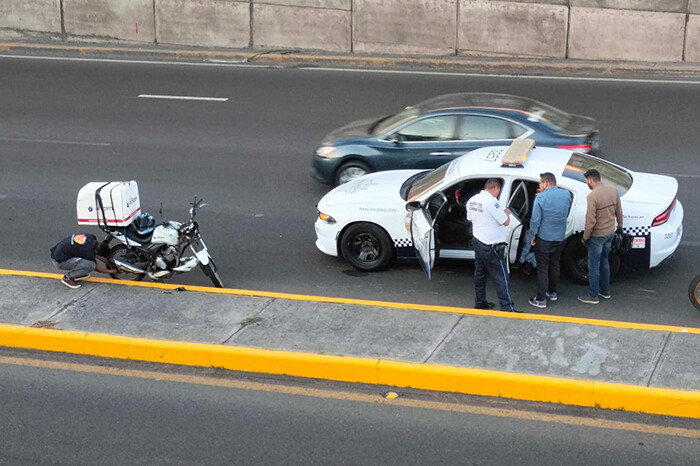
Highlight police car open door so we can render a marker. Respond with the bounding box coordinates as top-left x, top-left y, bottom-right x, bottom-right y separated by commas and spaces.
408, 193, 447, 279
